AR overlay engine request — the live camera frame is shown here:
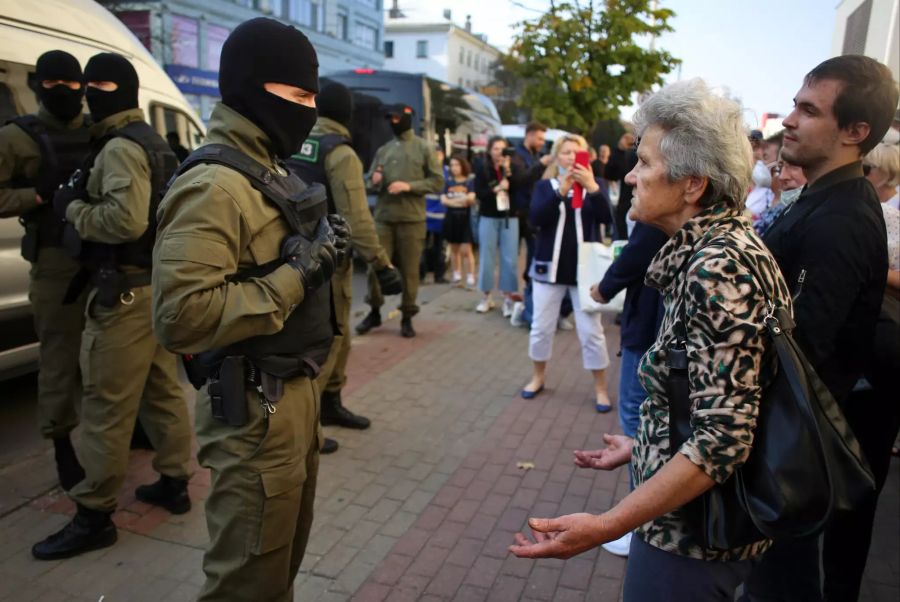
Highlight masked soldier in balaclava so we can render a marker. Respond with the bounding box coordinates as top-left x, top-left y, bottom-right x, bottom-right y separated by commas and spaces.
32, 52, 192, 560
286, 82, 402, 455
151, 18, 350, 600
0, 50, 90, 492
355, 104, 444, 338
